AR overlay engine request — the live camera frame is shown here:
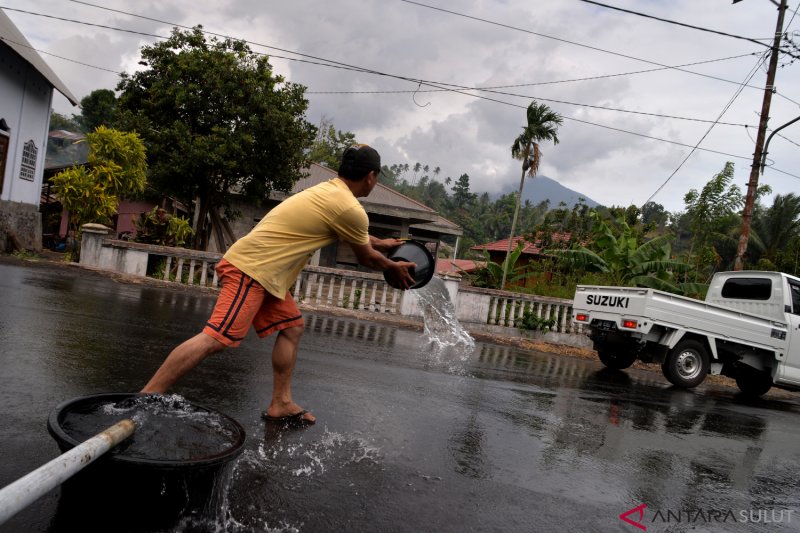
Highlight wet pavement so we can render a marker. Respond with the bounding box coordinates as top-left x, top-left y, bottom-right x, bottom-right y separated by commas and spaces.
1, 259, 800, 532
